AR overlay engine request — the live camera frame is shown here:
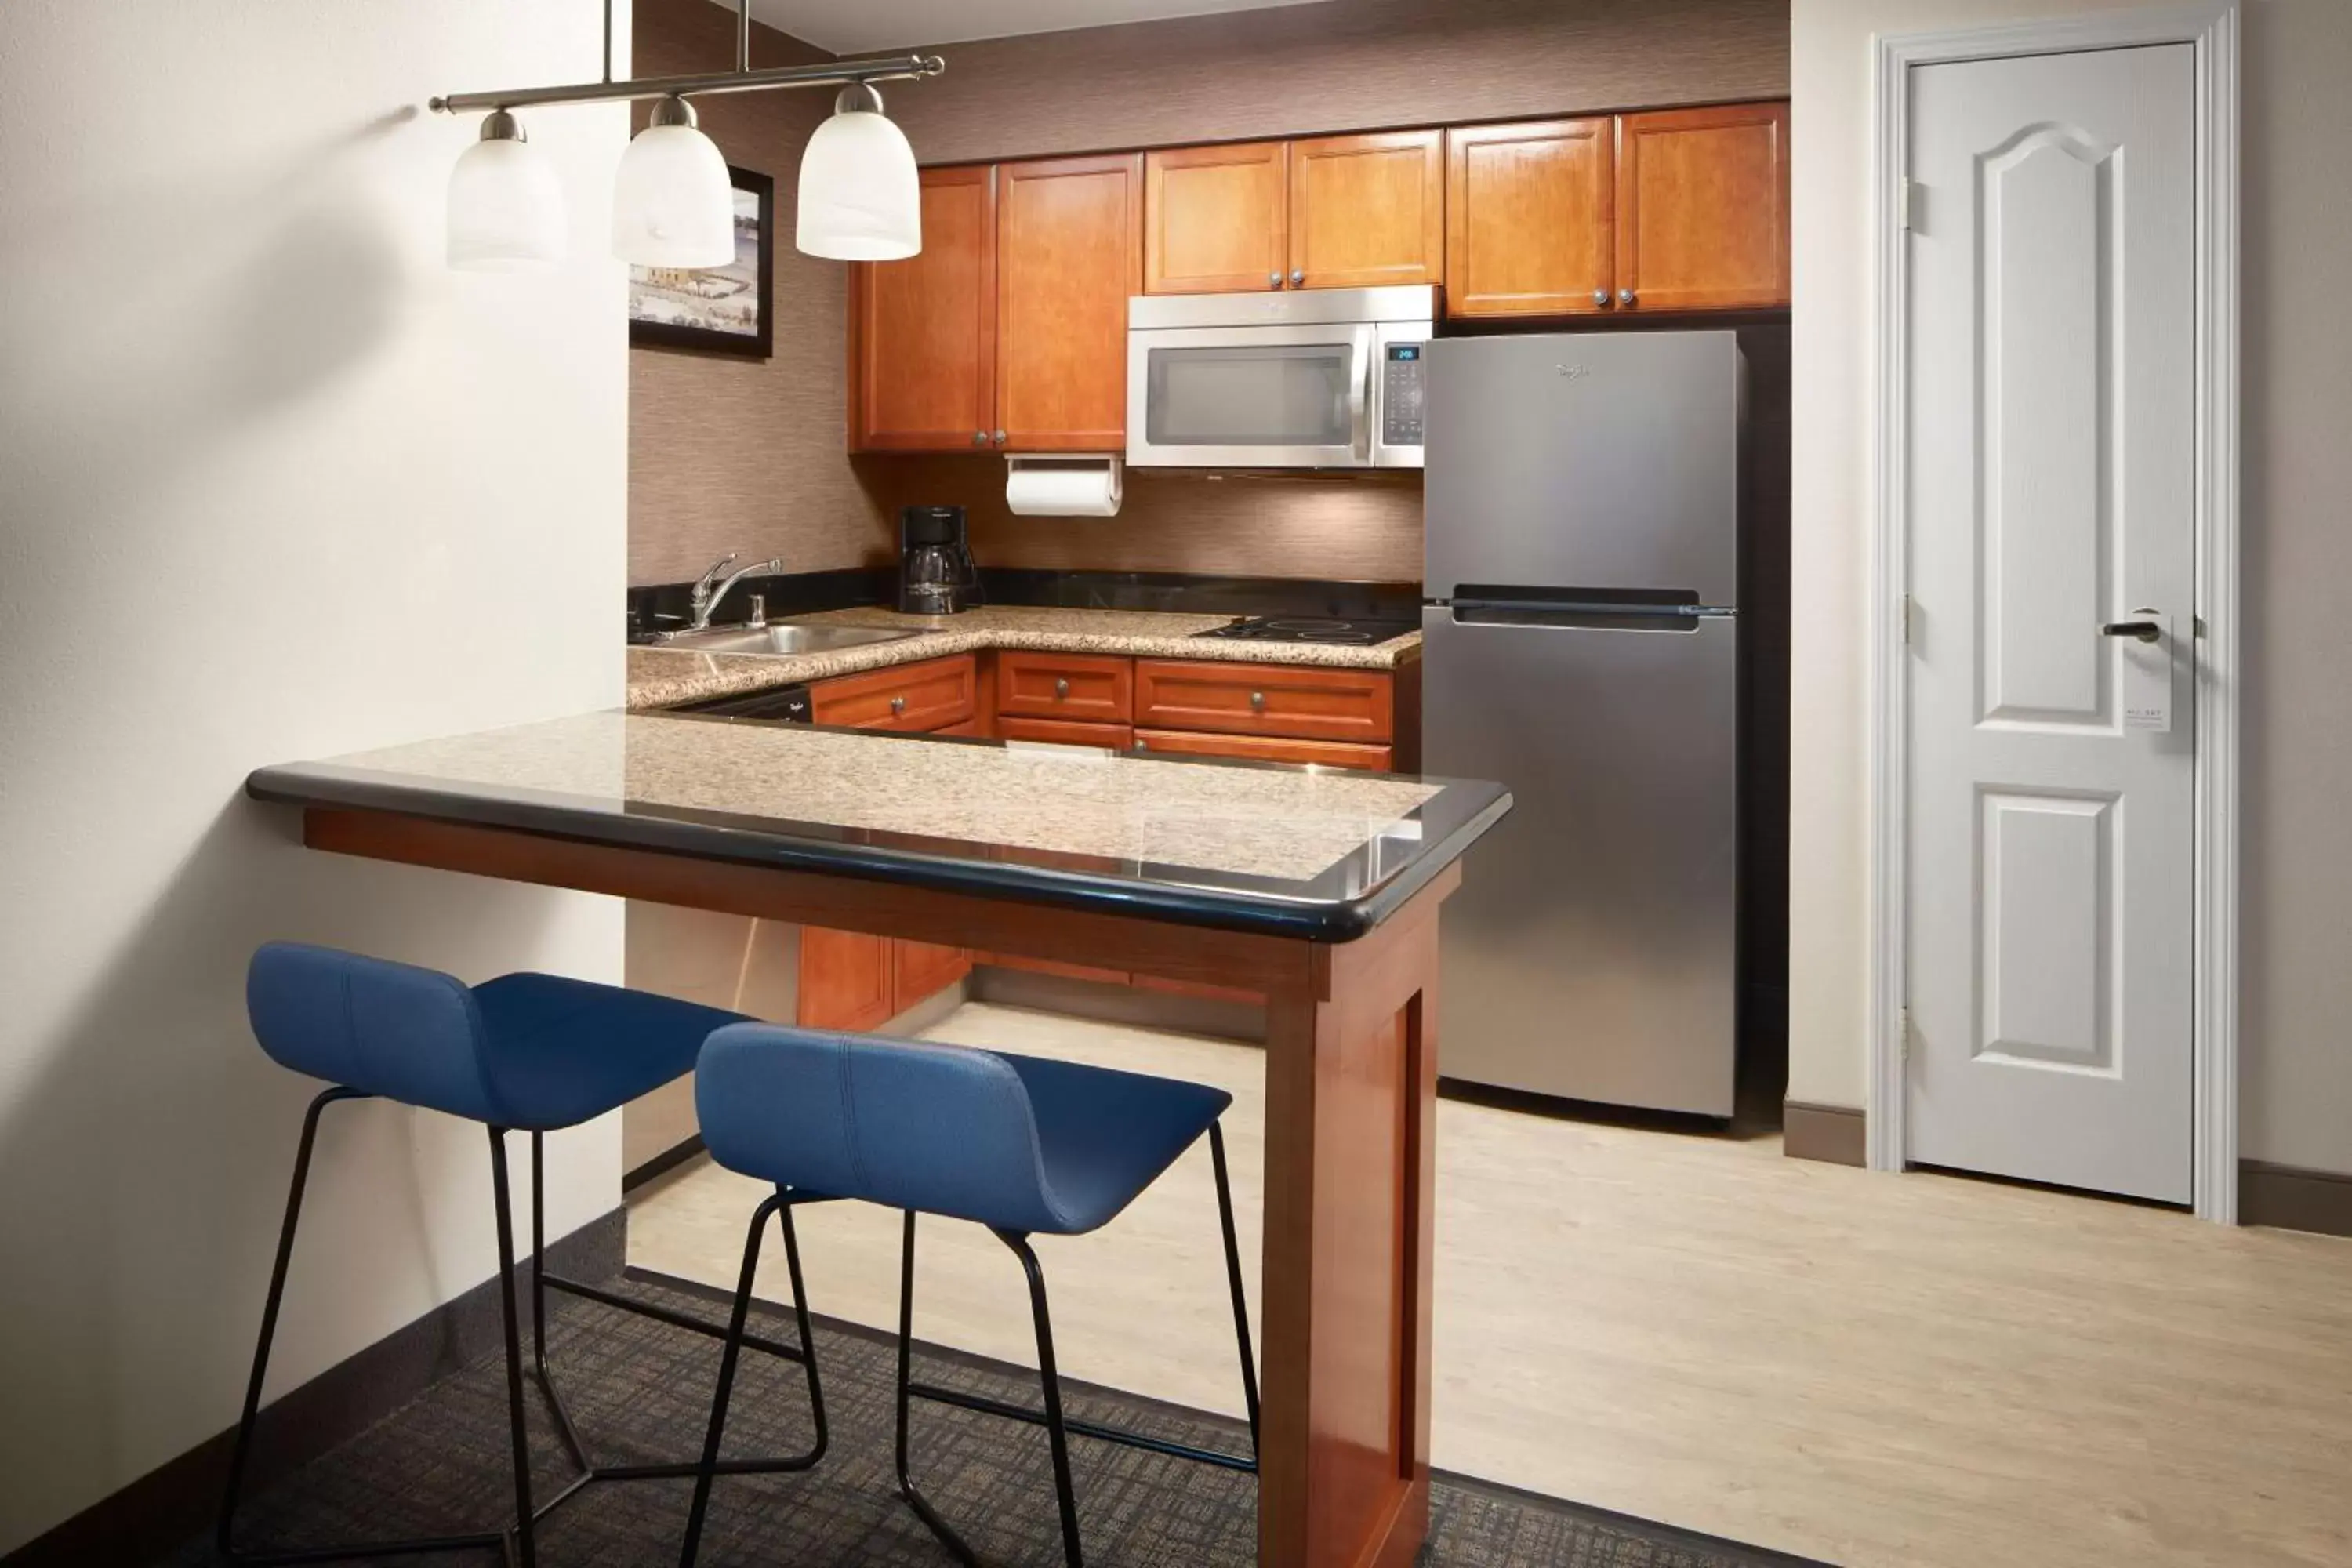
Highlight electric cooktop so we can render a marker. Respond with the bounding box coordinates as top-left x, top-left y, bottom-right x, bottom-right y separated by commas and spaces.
1191, 615, 1418, 645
